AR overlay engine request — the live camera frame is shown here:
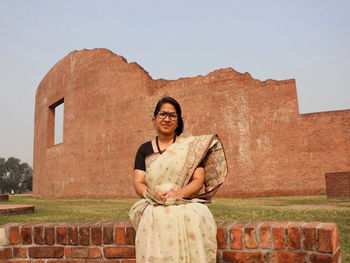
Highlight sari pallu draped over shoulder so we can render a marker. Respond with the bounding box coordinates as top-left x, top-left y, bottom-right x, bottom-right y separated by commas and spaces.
129, 134, 227, 263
